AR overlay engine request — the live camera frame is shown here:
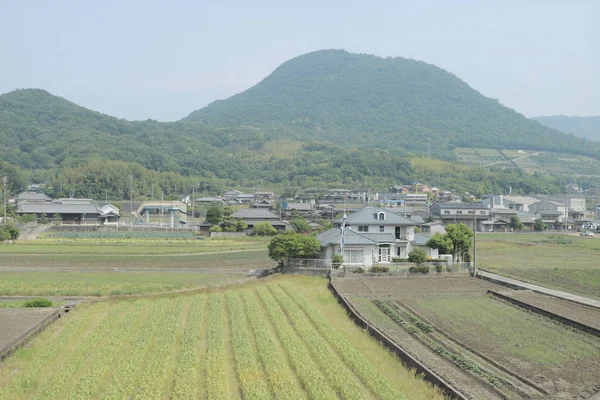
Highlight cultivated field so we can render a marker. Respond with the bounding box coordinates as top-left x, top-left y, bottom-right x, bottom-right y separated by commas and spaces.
477, 233, 600, 300
335, 275, 600, 399
0, 276, 442, 400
